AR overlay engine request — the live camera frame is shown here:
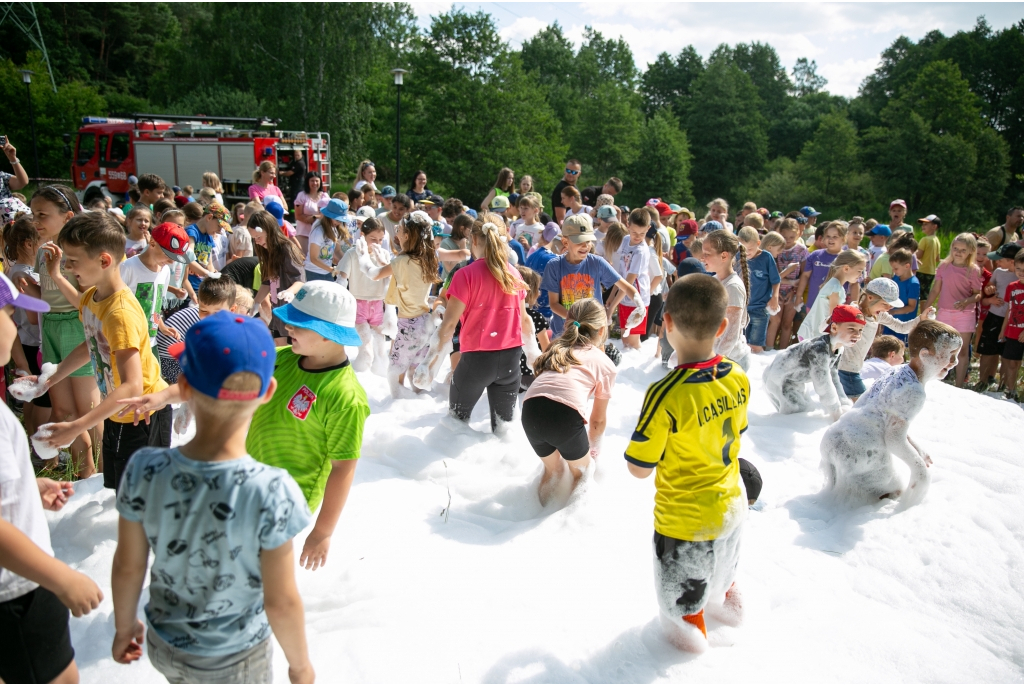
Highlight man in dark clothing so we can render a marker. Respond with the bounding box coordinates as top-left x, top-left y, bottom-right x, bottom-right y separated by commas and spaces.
551, 159, 581, 223
580, 177, 623, 207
